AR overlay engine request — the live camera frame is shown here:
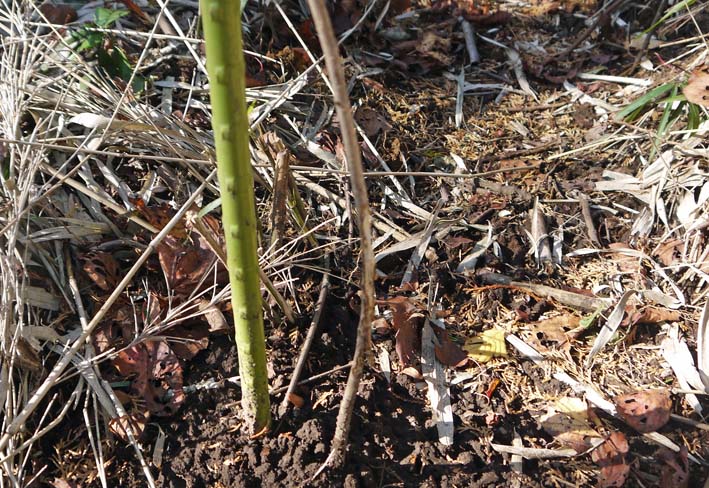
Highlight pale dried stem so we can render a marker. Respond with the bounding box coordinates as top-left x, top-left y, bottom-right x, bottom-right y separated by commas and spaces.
305, 0, 375, 472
